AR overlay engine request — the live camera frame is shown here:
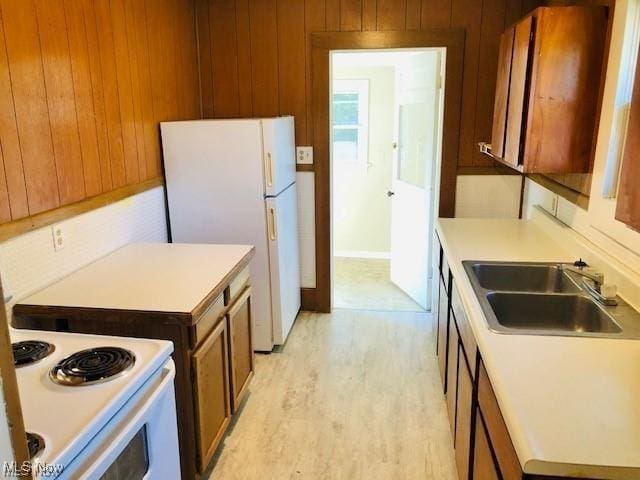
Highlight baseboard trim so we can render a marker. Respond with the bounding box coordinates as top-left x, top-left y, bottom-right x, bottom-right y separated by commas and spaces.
334, 250, 390, 259
301, 288, 318, 311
